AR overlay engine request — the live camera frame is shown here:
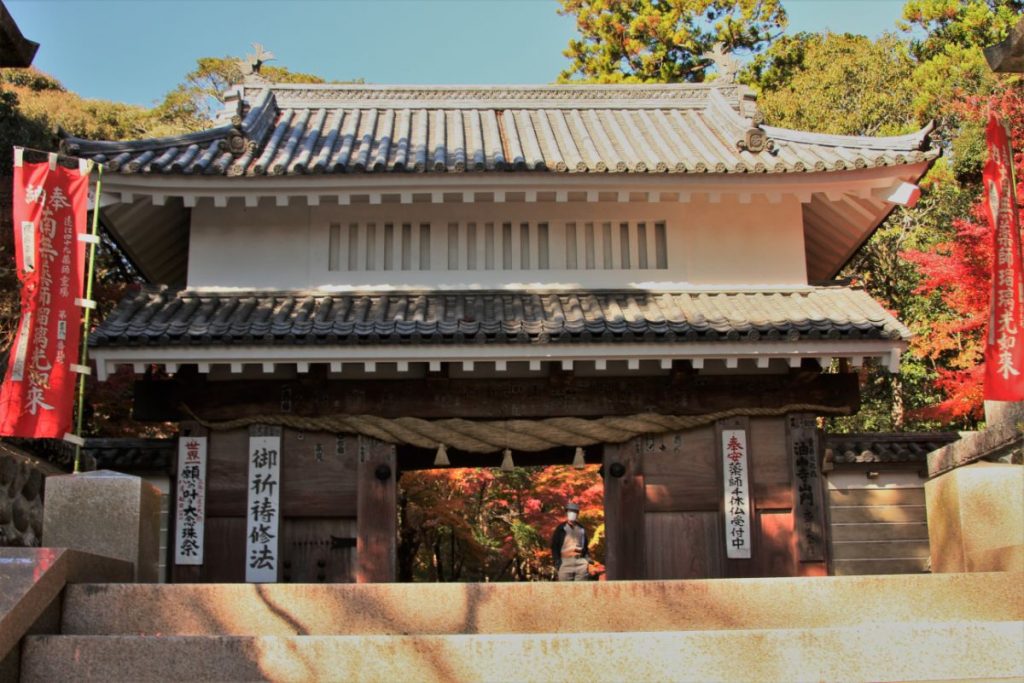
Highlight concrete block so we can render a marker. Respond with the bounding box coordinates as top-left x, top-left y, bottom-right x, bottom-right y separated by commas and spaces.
21, 622, 1024, 683
0, 548, 131, 663
926, 462, 1024, 573
42, 470, 161, 582
928, 407, 1023, 477
61, 572, 1023, 636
